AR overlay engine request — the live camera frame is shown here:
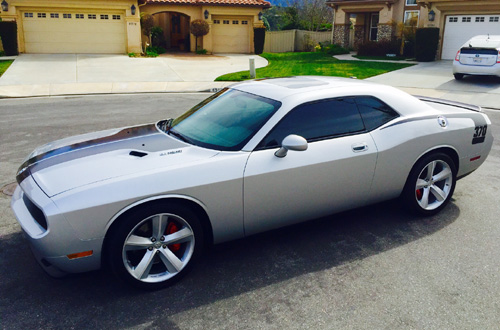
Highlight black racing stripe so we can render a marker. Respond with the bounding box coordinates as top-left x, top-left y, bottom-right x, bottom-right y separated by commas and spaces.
16, 124, 158, 184
381, 113, 481, 130
381, 116, 438, 130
